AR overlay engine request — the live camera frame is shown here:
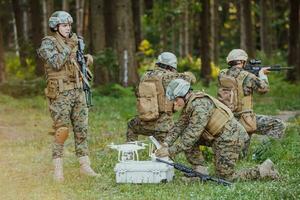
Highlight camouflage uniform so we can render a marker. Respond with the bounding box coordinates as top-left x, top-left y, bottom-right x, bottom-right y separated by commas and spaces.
127, 67, 194, 142
165, 93, 266, 181
38, 32, 89, 159
218, 66, 285, 153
